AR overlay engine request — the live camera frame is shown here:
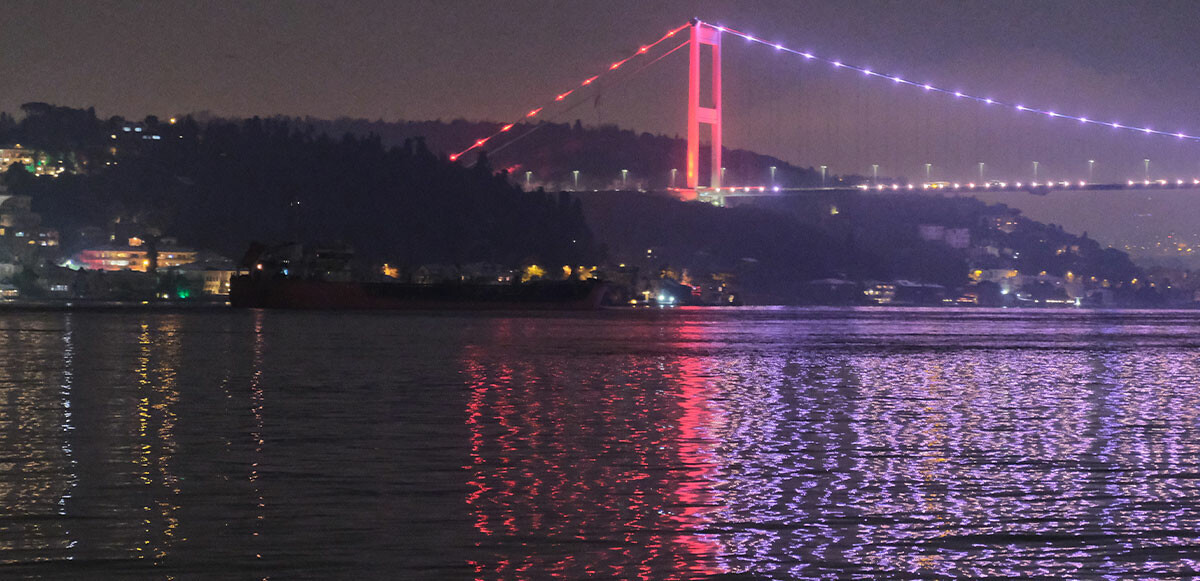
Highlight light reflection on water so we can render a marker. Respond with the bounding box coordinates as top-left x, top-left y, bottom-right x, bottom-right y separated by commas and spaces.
2, 308, 1200, 578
